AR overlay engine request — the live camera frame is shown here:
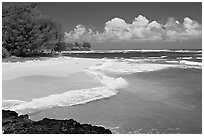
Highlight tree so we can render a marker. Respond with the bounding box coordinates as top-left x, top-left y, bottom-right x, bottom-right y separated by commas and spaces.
74, 42, 81, 47
2, 2, 63, 57
54, 41, 67, 52
82, 42, 91, 50
2, 47, 10, 58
